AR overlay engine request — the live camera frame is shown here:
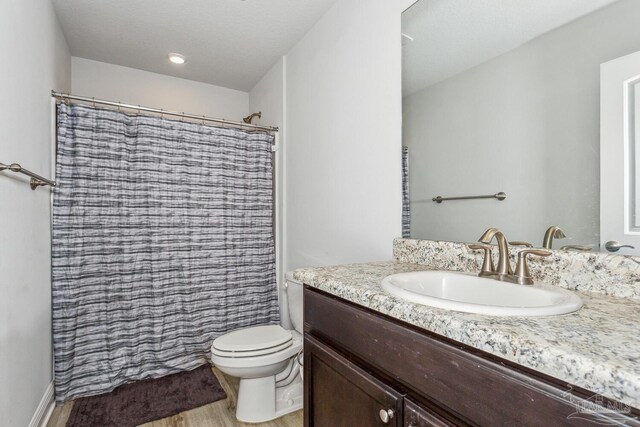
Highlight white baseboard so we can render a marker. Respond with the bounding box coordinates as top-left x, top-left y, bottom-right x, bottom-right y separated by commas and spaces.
29, 381, 55, 427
